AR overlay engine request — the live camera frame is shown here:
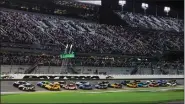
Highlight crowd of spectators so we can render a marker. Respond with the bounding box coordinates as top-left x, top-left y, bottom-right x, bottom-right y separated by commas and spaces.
1, 9, 184, 57
54, 0, 98, 11
116, 12, 184, 32
1, 52, 183, 71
